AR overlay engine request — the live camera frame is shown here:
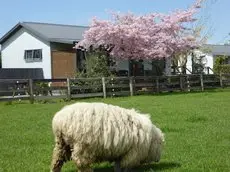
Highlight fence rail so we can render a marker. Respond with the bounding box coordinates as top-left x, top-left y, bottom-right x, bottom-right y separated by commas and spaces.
1, 74, 230, 103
